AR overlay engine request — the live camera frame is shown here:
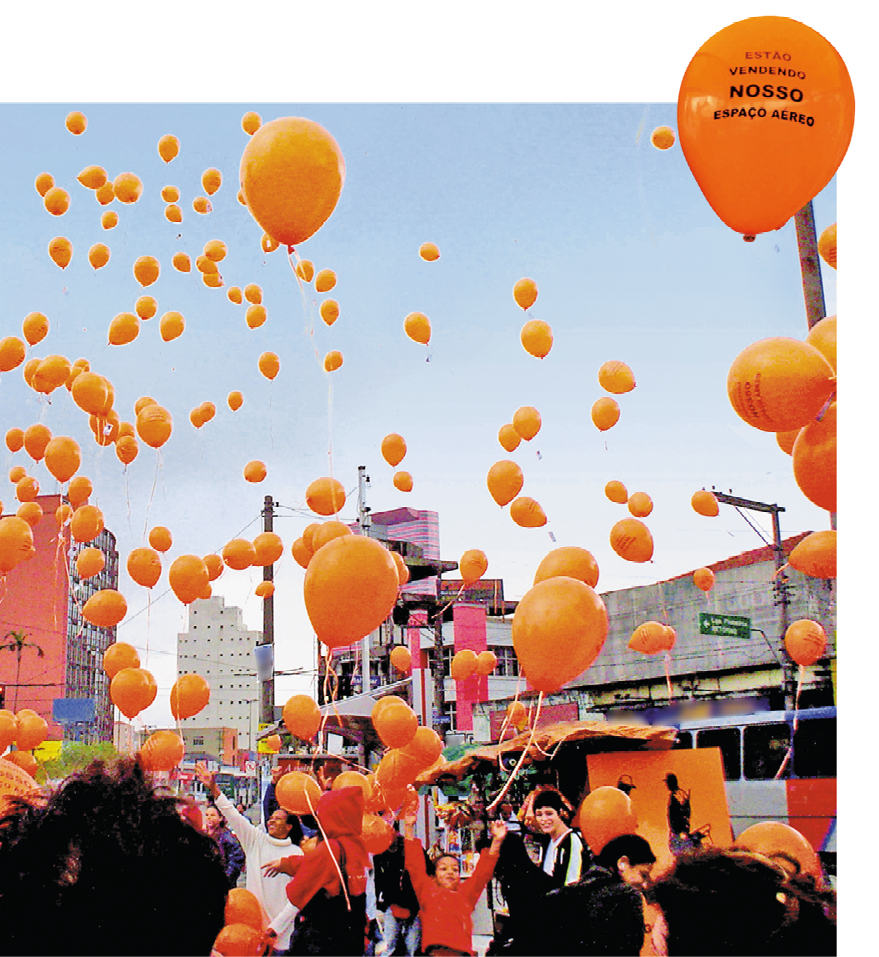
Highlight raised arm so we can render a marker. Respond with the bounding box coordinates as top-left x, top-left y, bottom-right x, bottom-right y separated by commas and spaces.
462, 819, 507, 906
401, 806, 430, 901
195, 762, 257, 850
